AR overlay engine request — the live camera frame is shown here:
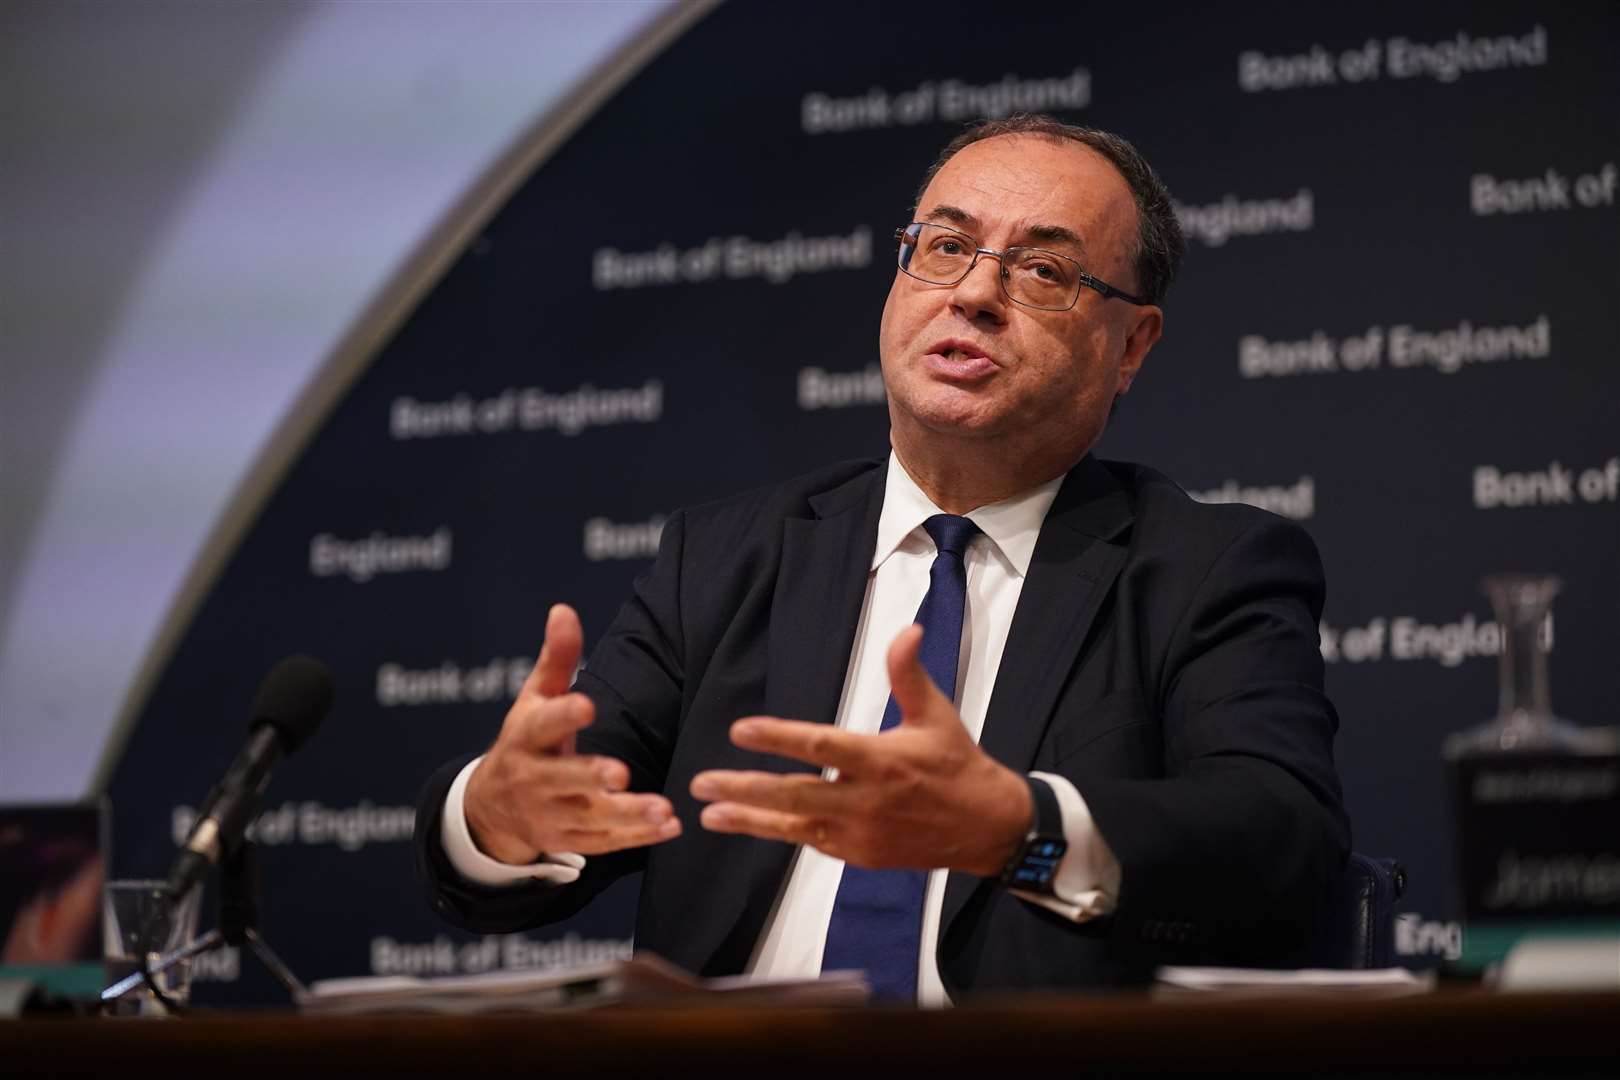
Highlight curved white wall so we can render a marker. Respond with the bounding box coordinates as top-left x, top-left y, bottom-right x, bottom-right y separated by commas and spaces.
0, 0, 675, 799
